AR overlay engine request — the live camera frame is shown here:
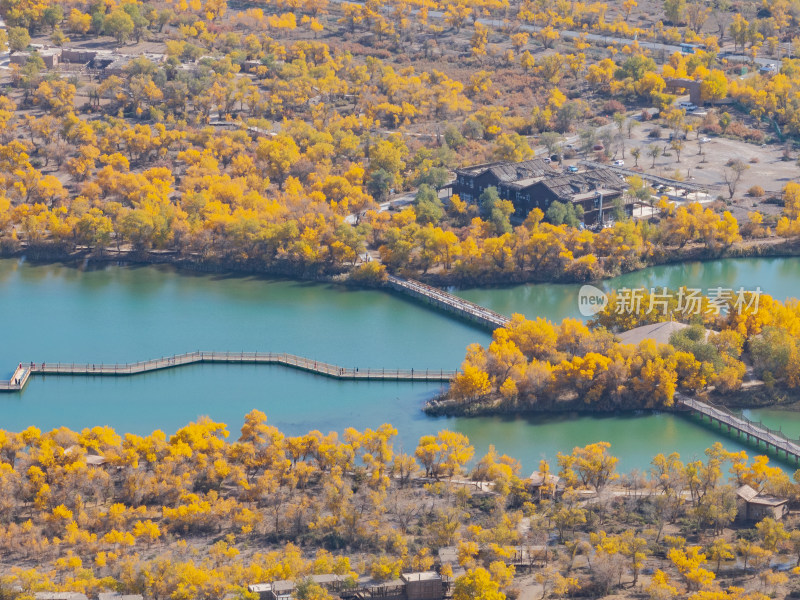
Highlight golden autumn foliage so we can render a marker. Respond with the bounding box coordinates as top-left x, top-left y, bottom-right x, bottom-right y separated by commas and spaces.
0, 413, 797, 599
443, 291, 776, 410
